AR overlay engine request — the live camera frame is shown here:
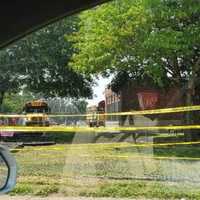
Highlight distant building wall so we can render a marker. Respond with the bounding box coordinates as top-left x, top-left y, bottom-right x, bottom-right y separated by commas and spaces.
105, 88, 121, 126
105, 83, 184, 126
